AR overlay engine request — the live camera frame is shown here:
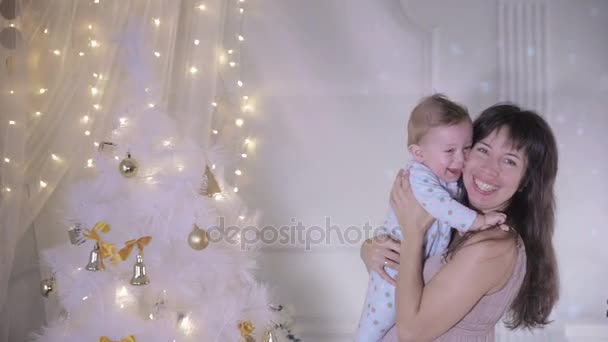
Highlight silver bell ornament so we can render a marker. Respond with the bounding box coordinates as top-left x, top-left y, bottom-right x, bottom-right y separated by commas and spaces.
130, 254, 150, 286
118, 152, 139, 178
85, 243, 102, 271
188, 224, 210, 250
